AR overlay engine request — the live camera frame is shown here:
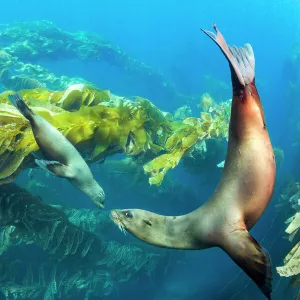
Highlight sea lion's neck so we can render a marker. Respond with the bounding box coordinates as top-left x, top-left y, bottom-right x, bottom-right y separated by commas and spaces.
144, 207, 215, 250
229, 82, 266, 141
